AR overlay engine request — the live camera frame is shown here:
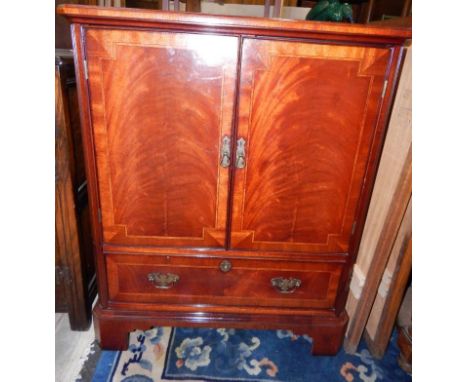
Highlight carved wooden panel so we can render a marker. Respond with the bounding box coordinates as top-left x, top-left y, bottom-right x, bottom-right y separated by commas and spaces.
106, 253, 343, 309
230, 39, 391, 253
85, 29, 239, 247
